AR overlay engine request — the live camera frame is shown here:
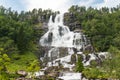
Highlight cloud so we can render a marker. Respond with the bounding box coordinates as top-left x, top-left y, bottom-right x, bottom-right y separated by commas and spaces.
18, 0, 120, 12
77, 0, 96, 7
0, 0, 120, 12
76, 0, 120, 9
21, 0, 73, 12
94, 0, 120, 9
